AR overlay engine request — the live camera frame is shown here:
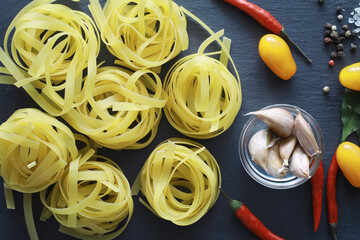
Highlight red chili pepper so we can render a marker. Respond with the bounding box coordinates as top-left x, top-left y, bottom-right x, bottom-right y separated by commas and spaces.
310, 159, 324, 232
326, 152, 338, 240
220, 188, 285, 240
223, 0, 312, 63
